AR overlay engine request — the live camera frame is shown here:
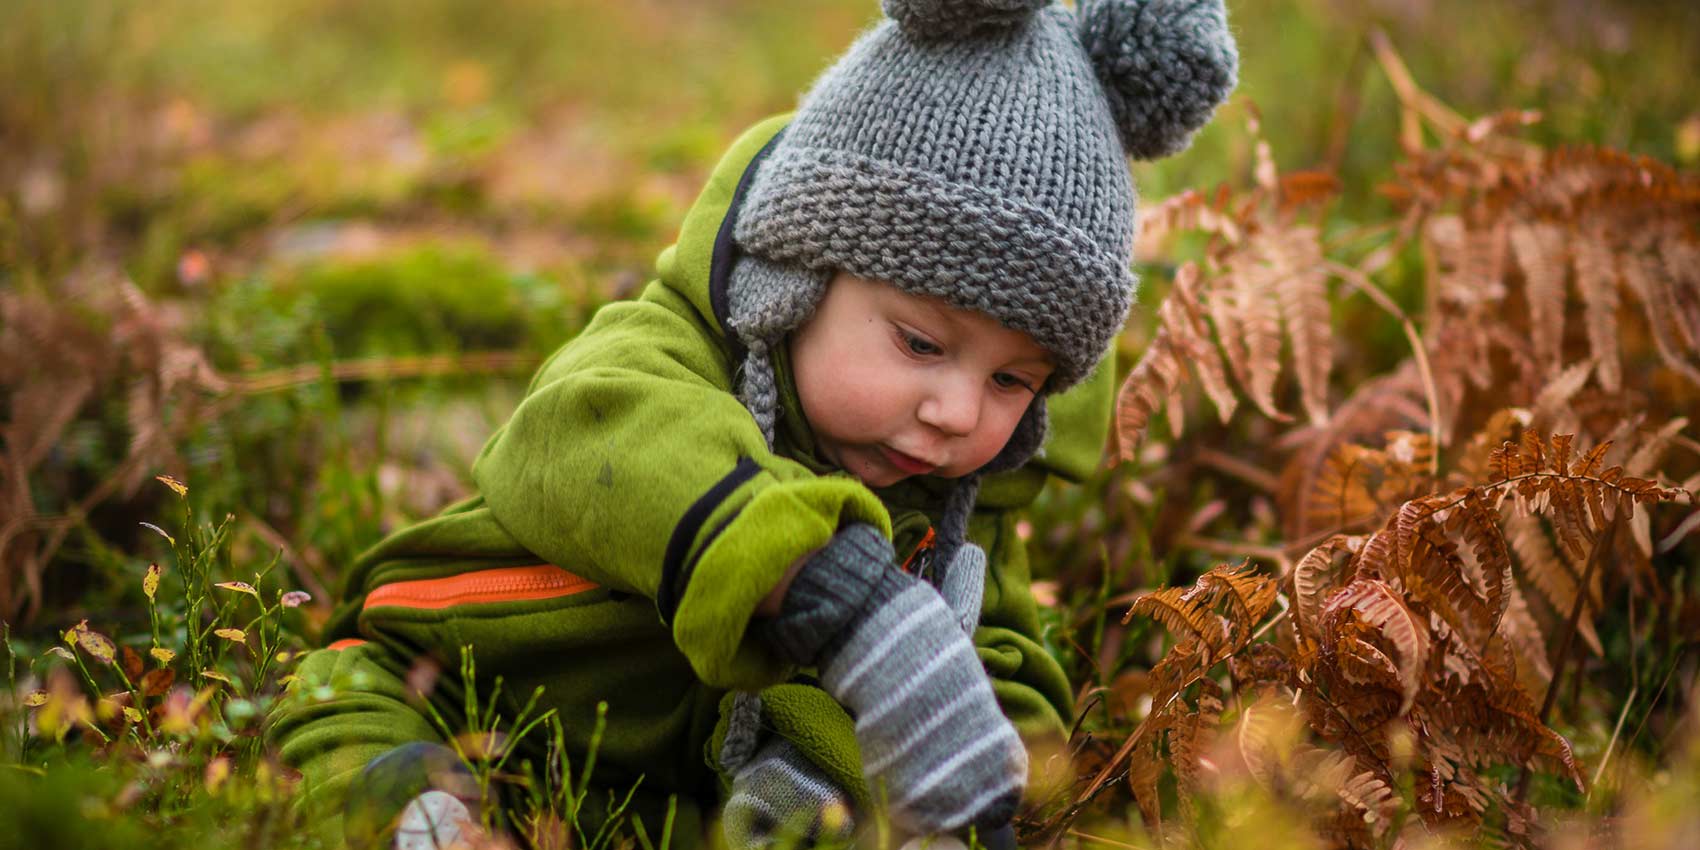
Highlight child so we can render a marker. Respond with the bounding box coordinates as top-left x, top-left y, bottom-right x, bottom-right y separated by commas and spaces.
269, 1, 1236, 847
